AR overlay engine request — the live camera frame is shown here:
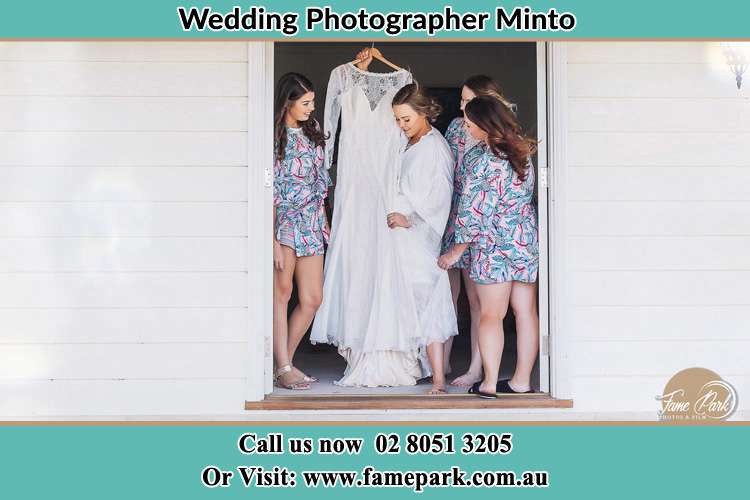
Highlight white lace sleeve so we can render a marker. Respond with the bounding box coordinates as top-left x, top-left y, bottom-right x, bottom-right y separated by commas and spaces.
323, 65, 346, 171
401, 70, 414, 87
